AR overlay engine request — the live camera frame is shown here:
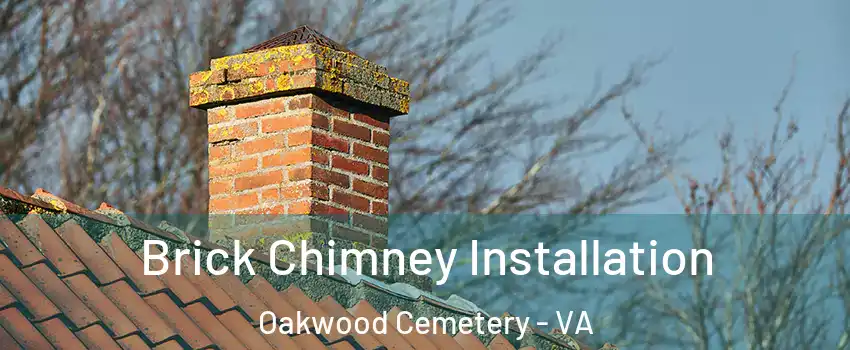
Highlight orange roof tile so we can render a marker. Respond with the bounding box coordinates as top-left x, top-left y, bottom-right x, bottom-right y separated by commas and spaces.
0, 186, 612, 349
